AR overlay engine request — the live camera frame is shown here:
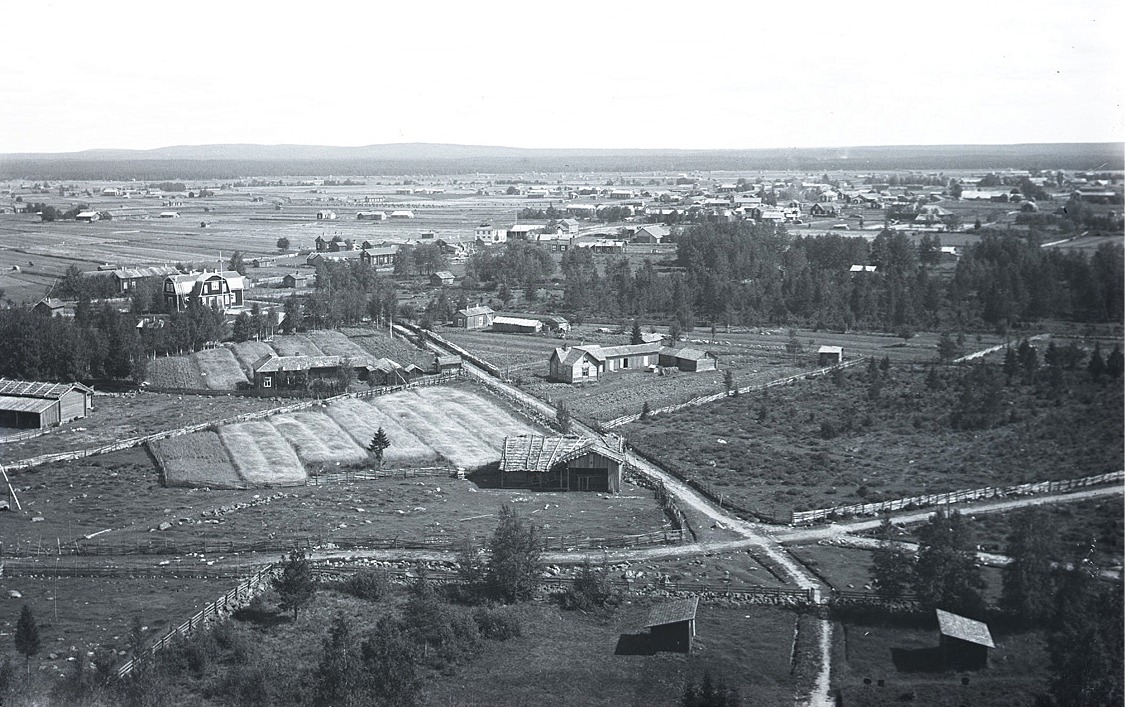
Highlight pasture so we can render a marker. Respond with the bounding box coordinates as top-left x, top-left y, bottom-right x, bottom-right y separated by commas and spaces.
622, 359, 1124, 518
